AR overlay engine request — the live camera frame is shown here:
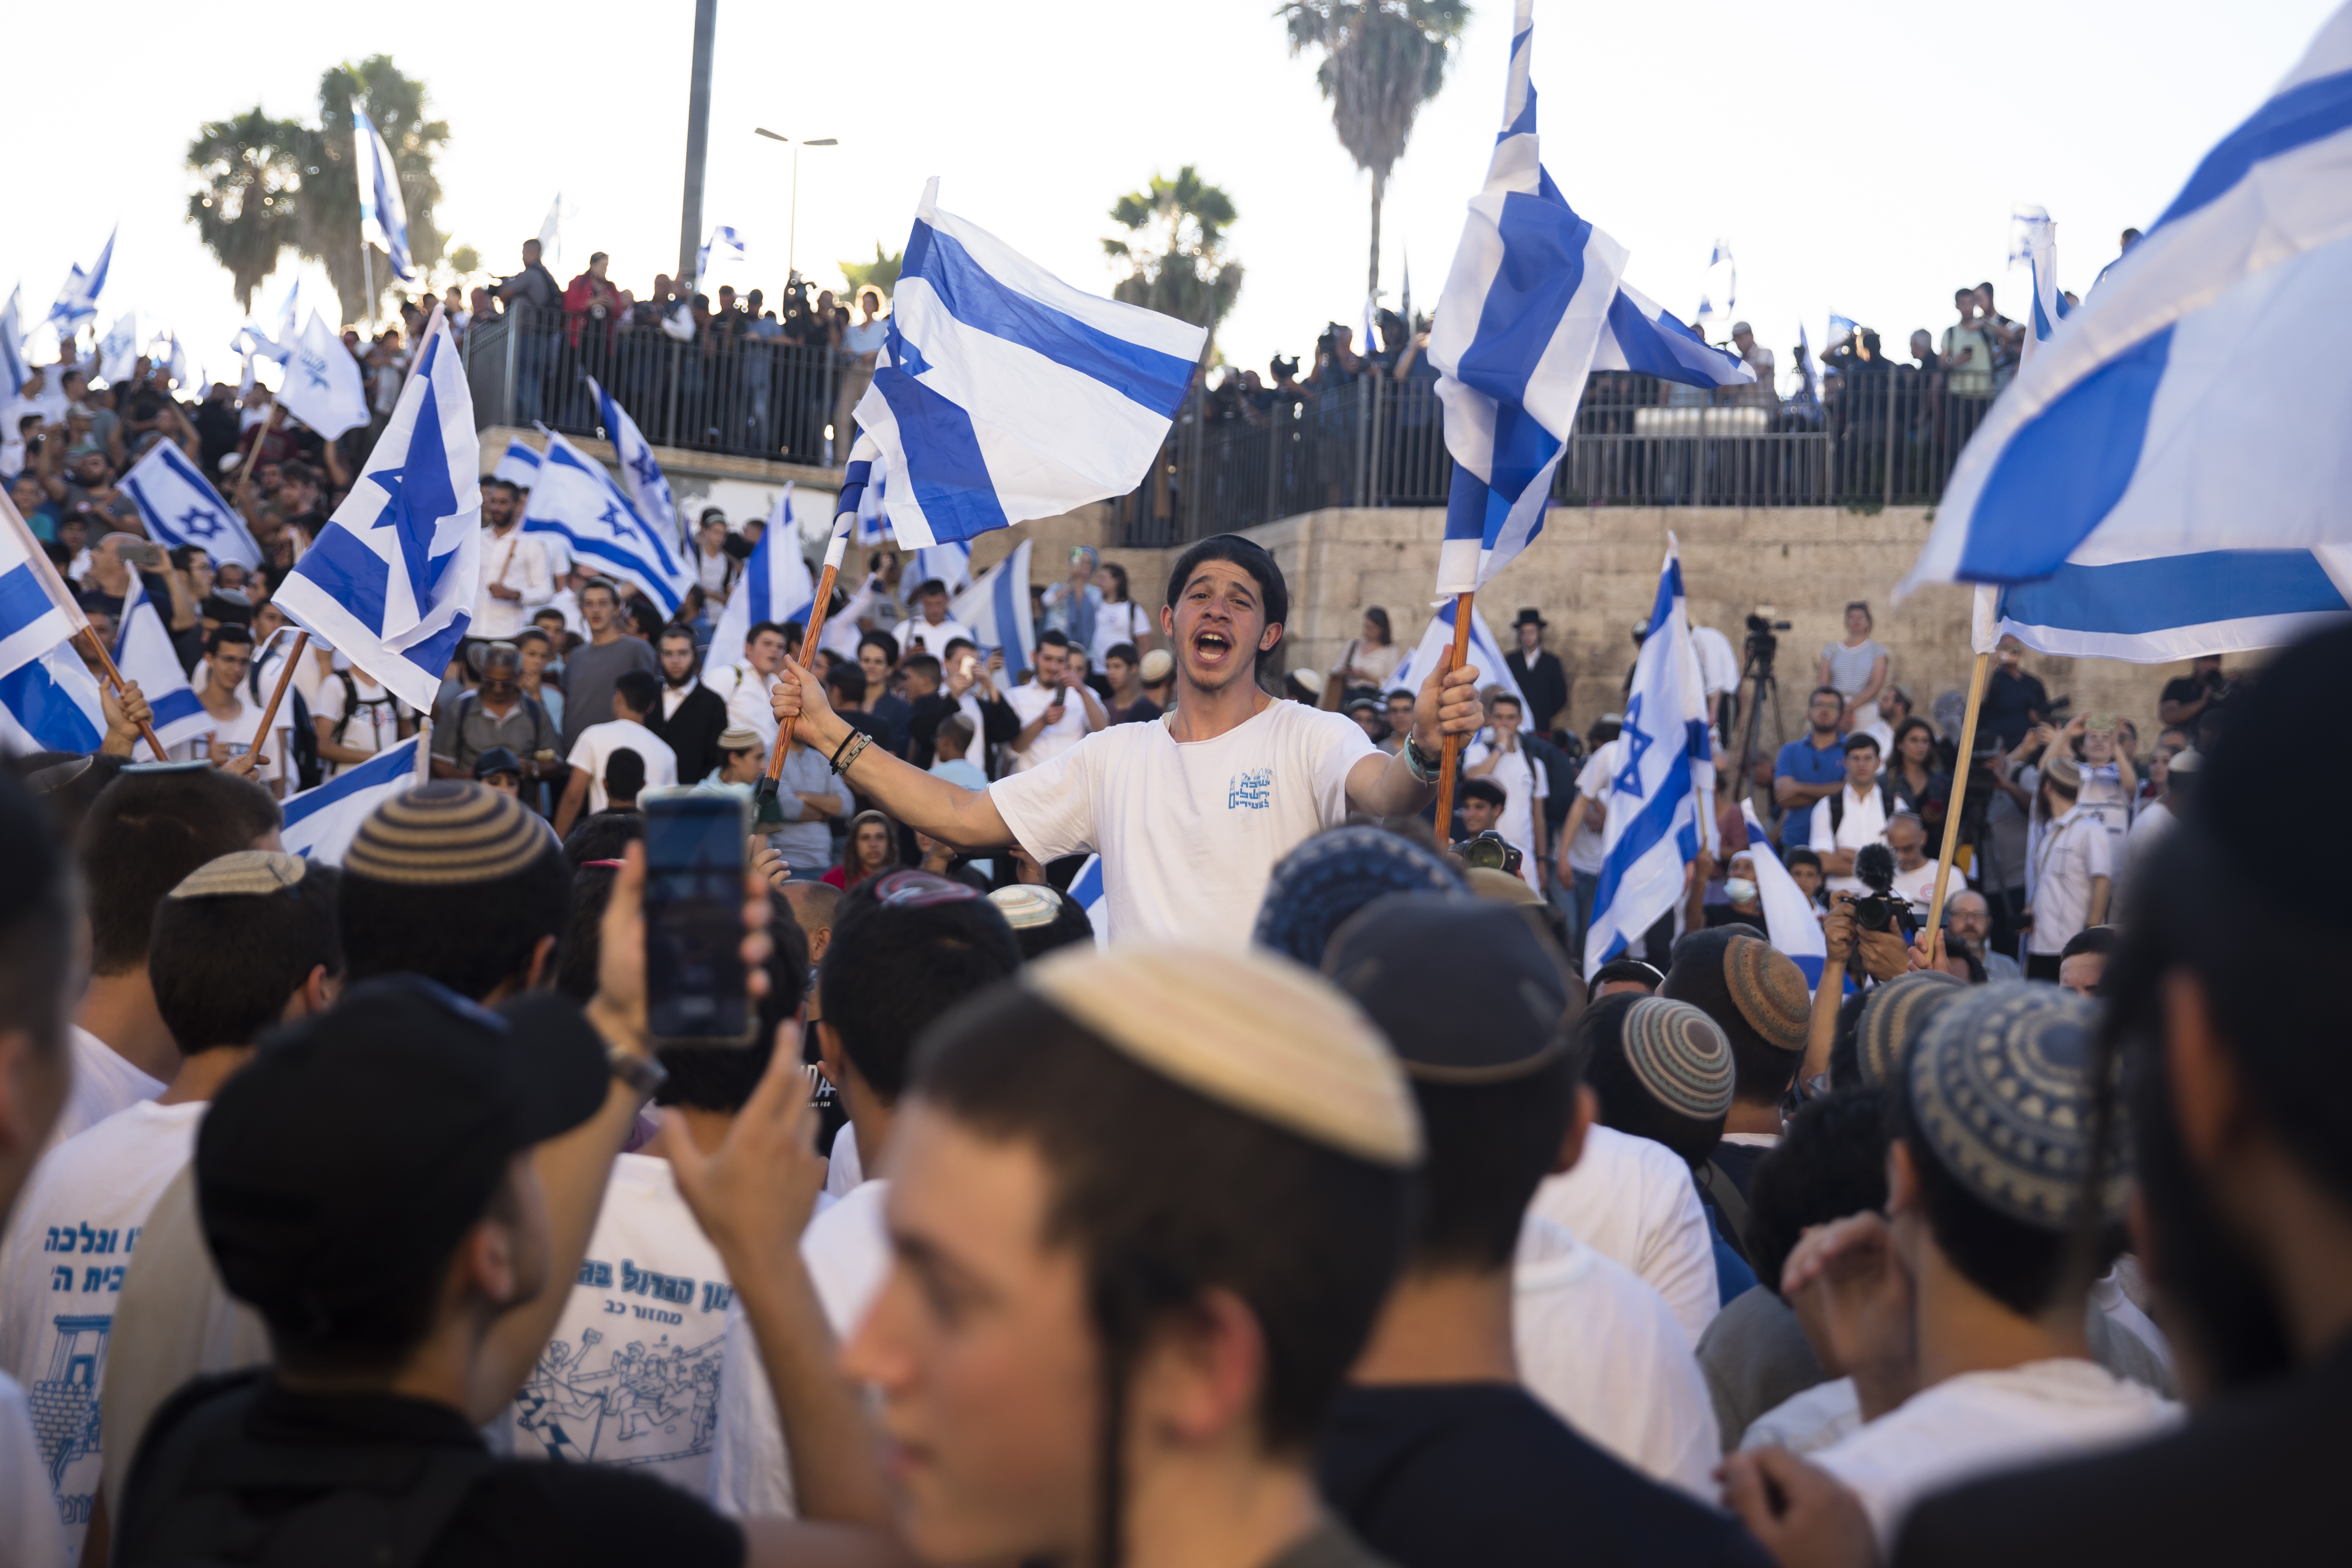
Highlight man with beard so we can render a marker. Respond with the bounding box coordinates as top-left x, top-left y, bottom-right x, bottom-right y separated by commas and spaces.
770, 534, 1483, 948
650, 626, 729, 784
